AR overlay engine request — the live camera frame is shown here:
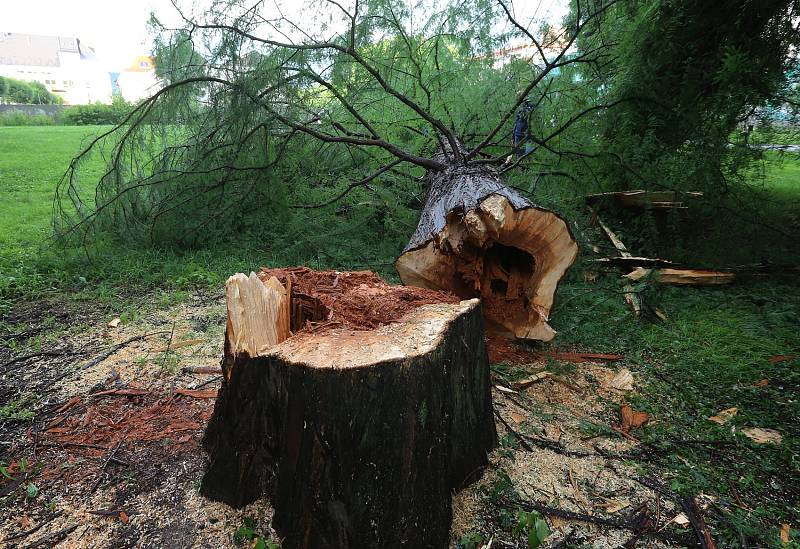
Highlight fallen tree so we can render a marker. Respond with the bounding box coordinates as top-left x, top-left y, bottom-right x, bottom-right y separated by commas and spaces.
202, 268, 496, 548
52, 0, 624, 341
